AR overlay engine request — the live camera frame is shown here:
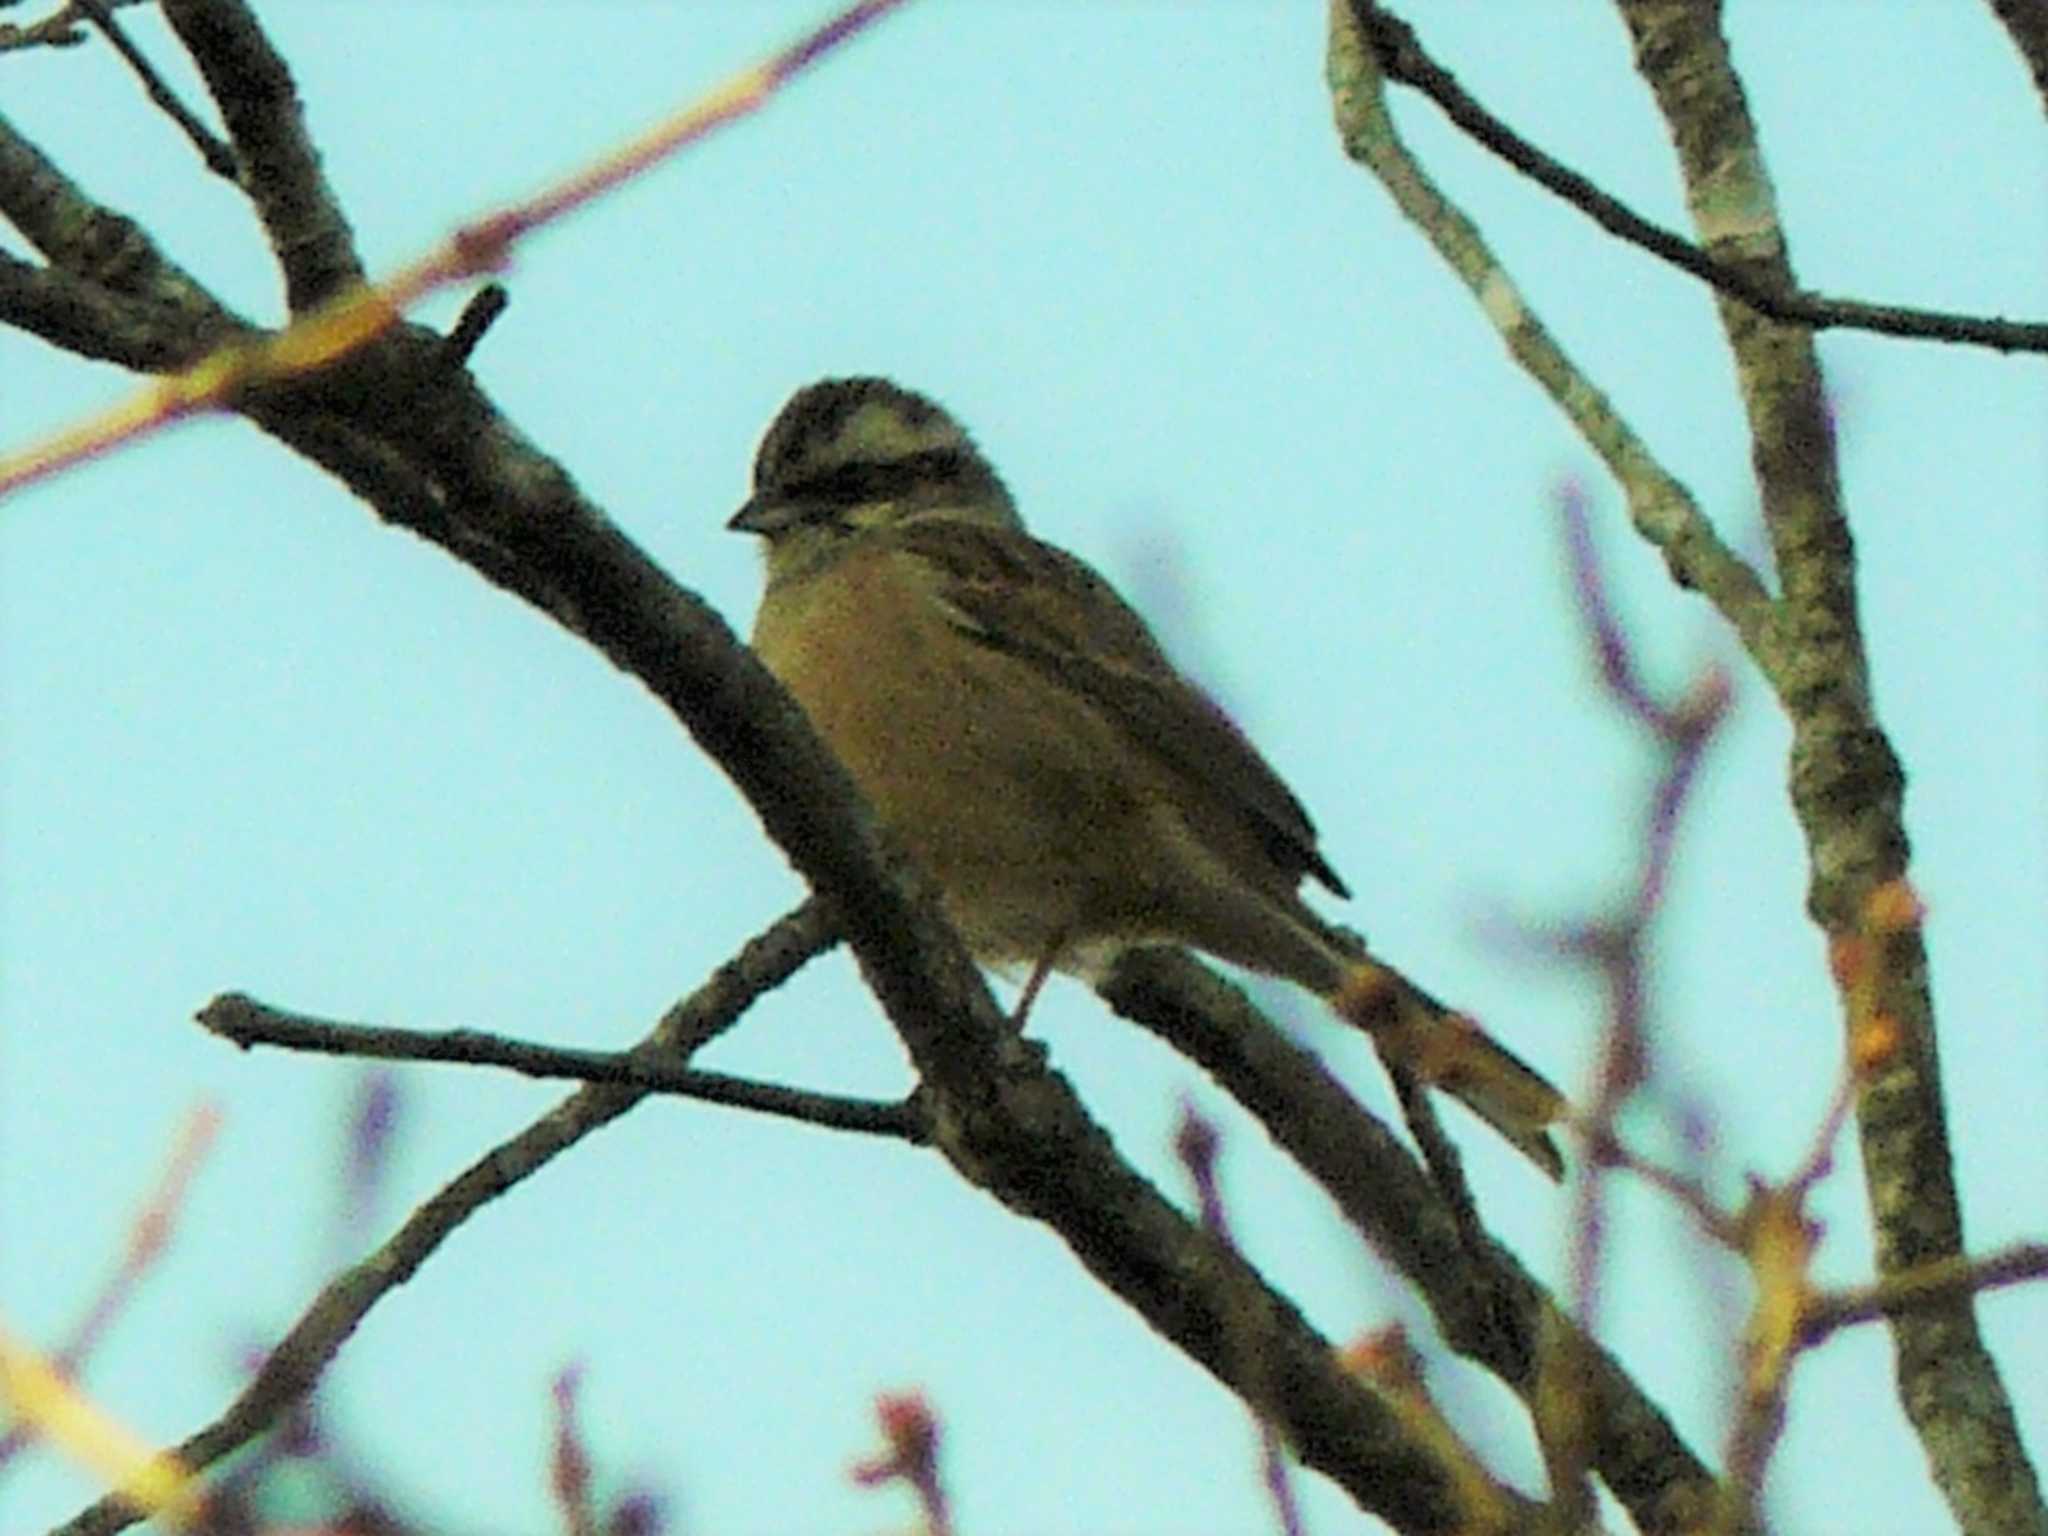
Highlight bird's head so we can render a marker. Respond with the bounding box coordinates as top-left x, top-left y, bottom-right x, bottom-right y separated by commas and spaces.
729, 377, 1020, 582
